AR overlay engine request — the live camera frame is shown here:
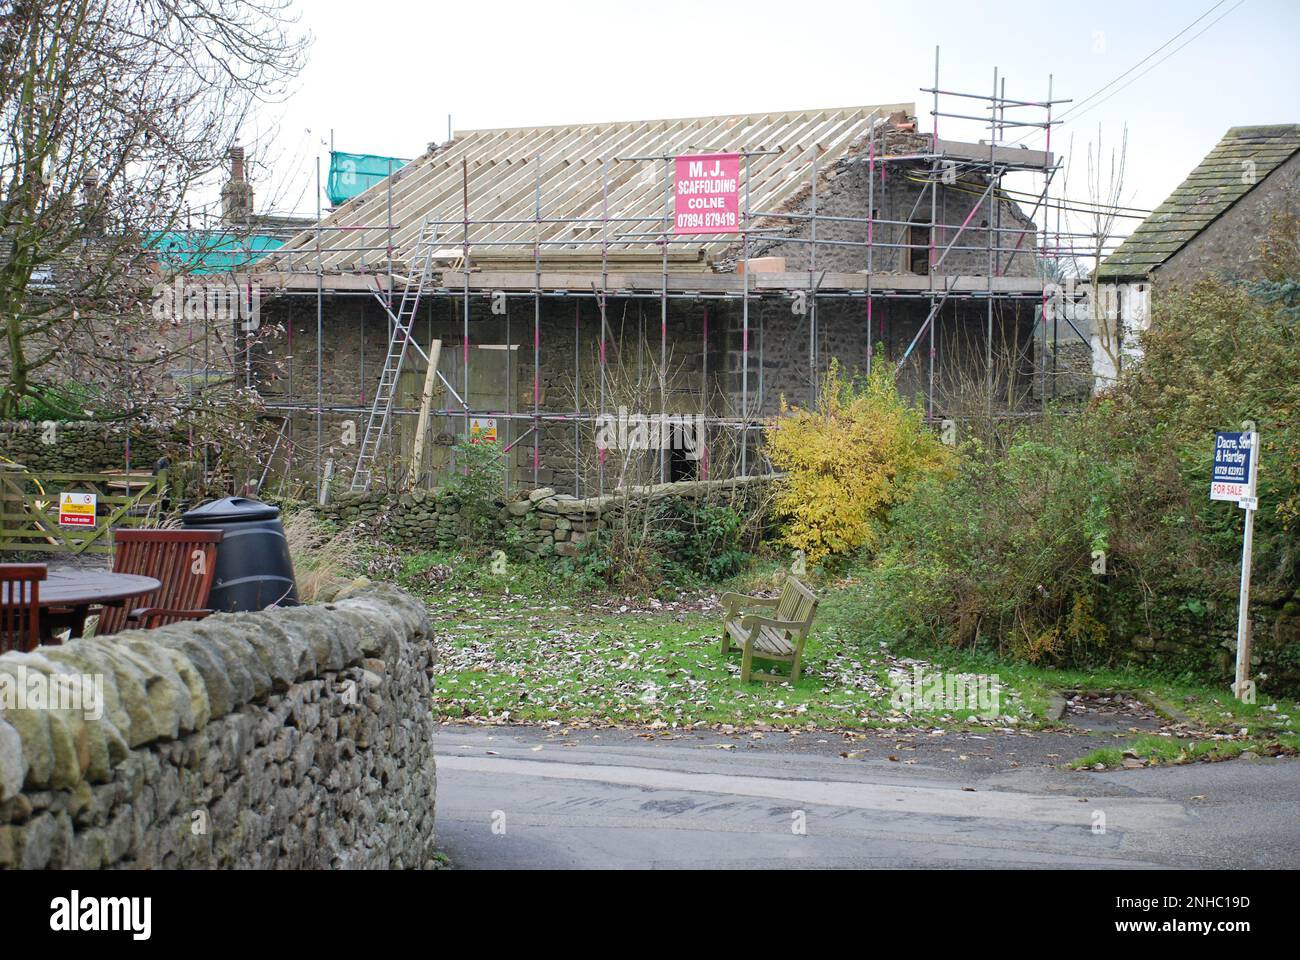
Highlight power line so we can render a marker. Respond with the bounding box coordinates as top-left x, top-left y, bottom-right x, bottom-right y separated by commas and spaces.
1058, 0, 1247, 127
1056, 0, 1229, 125
1009, 0, 1242, 148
